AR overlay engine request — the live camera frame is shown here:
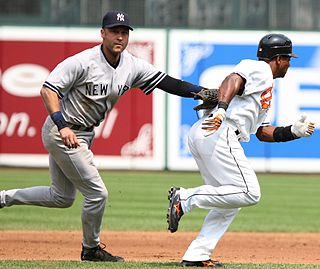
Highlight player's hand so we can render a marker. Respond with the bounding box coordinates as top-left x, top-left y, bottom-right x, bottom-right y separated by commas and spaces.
202, 108, 226, 136
291, 113, 315, 138
59, 127, 80, 149
192, 88, 219, 111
